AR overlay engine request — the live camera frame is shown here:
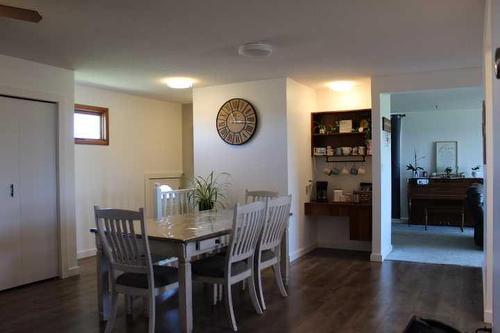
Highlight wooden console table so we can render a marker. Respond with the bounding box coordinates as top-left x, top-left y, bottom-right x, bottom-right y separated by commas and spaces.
304, 201, 372, 241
